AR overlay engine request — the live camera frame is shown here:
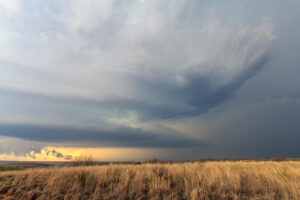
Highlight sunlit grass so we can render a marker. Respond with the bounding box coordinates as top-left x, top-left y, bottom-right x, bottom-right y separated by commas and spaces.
0, 161, 299, 199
